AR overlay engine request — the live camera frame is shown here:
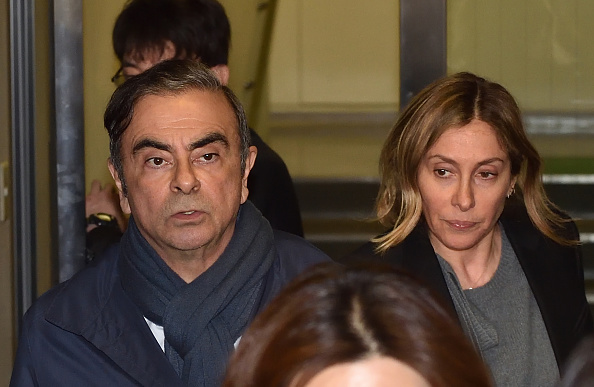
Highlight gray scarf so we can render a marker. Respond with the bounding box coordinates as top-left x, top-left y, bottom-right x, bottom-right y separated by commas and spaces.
119, 201, 276, 386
